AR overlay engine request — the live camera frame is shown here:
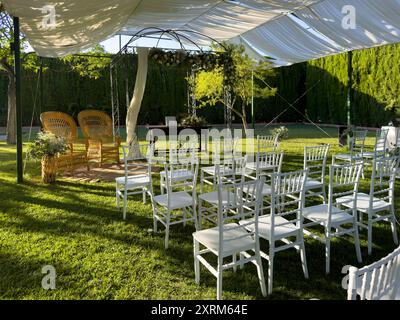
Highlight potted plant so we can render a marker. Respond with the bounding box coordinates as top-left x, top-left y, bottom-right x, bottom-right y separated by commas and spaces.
28, 132, 68, 183
272, 126, 289, 141
179, 114, 208, 127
